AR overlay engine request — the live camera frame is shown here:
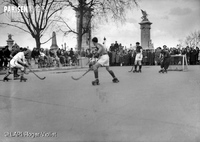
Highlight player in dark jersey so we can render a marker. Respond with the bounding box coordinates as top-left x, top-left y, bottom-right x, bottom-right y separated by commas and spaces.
159, 47, 171, 73
91, 37, 119, 85
133, 42, 143, 73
